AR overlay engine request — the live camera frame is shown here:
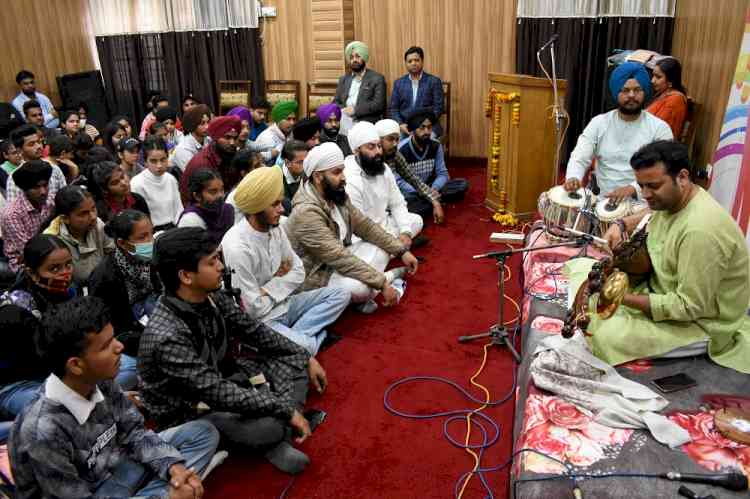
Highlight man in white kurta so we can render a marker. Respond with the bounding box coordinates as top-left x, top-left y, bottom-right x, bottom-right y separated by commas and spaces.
221, 166, 350, 354
341, 122, 423, 289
